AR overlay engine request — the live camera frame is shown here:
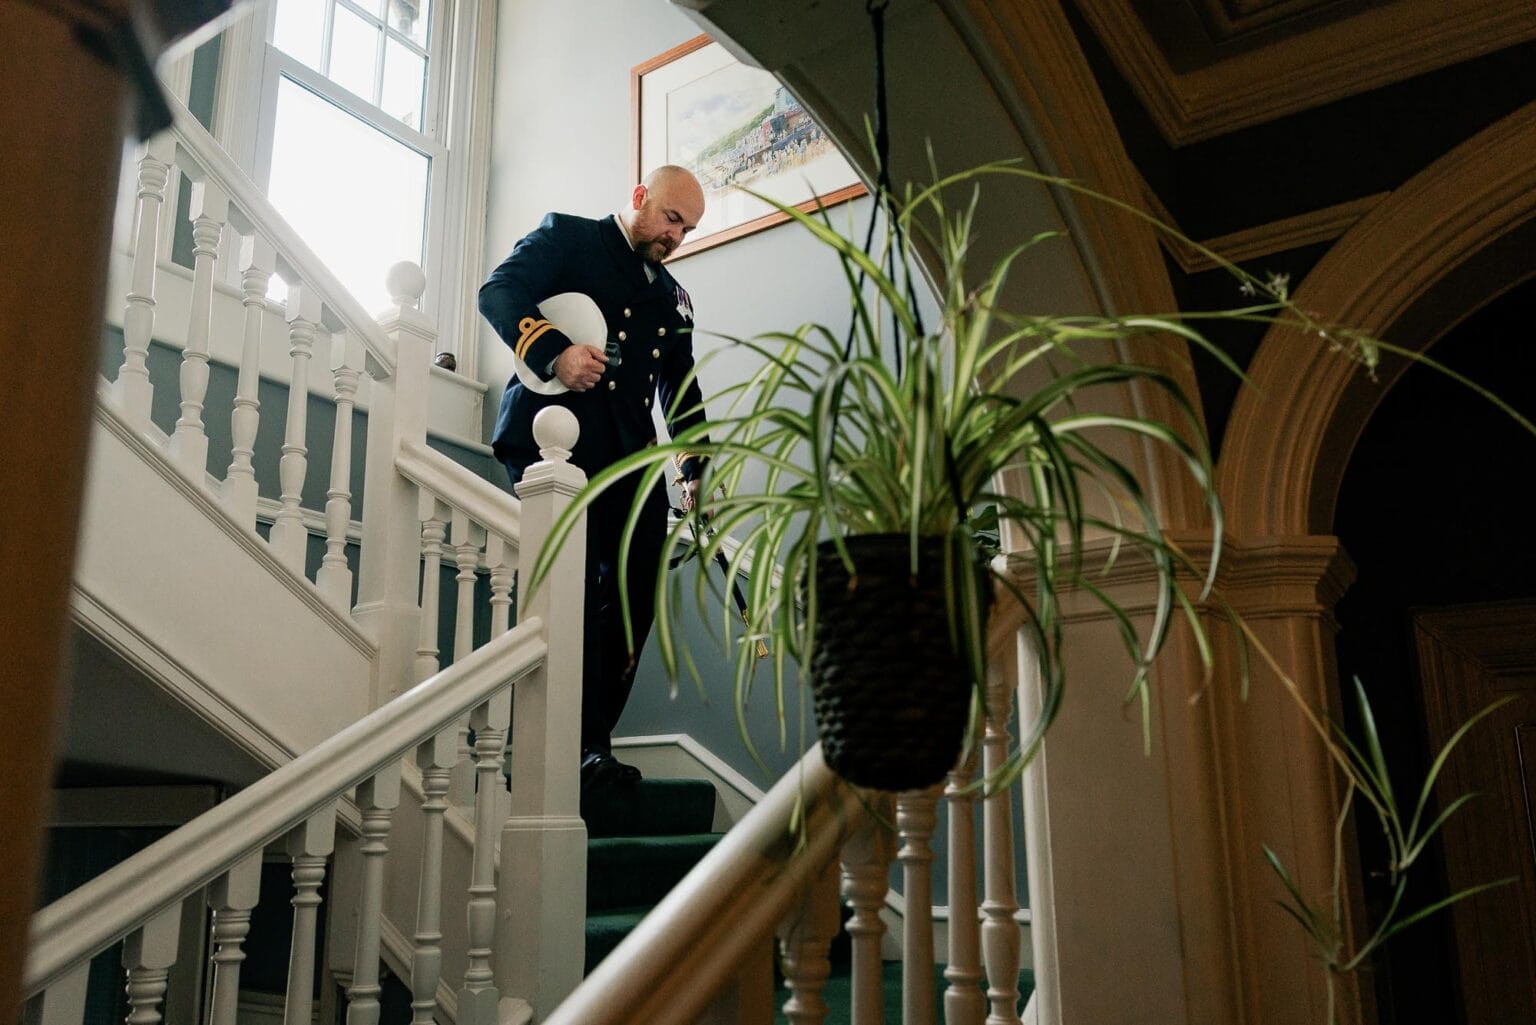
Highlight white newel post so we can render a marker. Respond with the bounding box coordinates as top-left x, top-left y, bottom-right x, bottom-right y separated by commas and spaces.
167, 179, 227, 477
355, 262, 431, 706
318, 331, 364, 611
270, 283, 319, 573
224, 234, 275, 528
114, 135, 175, 425
496, 407, 588, 1020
